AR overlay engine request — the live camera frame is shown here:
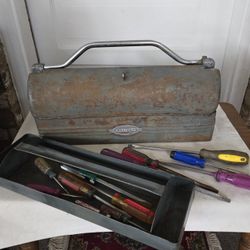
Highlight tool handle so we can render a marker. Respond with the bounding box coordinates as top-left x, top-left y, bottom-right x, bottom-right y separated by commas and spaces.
200, 149, 249, 165
34, 157, 56, 178
122, 147, 159, 168
58, 172, 96, 198
215, 171, 250, 189
33, 40, 214, 72
100, 204, 131, 222
27, 184, 61, 196
111, 193, 154, 224
103, 148, 220, 195
100, 148, 138, 163
79, 169, 96, 183
170, 151, 206, 168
